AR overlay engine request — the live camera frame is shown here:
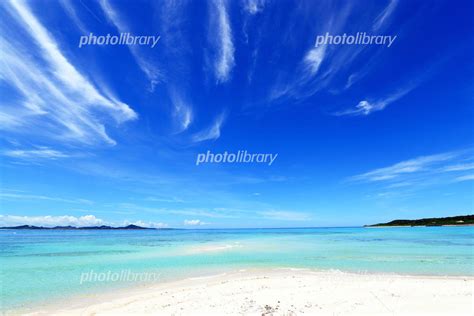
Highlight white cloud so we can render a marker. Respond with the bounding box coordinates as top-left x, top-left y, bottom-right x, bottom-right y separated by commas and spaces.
58, 0, 90, 34
0, 192, 92, 204
0, 112, 23, 129
116, 203, 237, 219
242, 0, 266, 15
184, 219, 206, 226
0, 215, 104, 227
192, 112, 226, 142
99, 0, 161, 90
373, 0, 398, 31
267, 4, 352, 102
0, 214, 169, 228
123, 220, 168, 229
3, 147, 69, 159
169, 90, 193, 132
454, 174, 474, 182
145, 196, 185, 203
441, 163, 474, 172
303, 45, 326, 76
351, 152, 457, 182
335, 85, 416, 116
209, 0, 235, 83
350, 150, 474, 191
1, 0, 137, 145
258, 210, 311, 221
171, 208, 237, 219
